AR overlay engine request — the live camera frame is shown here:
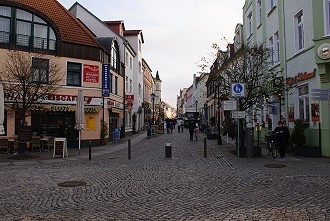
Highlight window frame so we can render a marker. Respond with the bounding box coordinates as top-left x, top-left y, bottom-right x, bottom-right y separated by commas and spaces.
0, 6, 56, 50
31, 57, 49, 83
294, 10, 304, 52
268, 0, 277, 14
257, 0, 262, 27
247, 12, 253, 37
324, 0, 330, 36
66, 61, 82, 87
297, 84, 310, 122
